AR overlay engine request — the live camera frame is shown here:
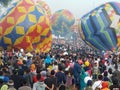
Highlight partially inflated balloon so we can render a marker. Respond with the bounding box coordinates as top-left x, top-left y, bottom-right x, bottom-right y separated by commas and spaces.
51, 9, 75, 37
79, 2, 120, 51
0, 0, 52, 52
